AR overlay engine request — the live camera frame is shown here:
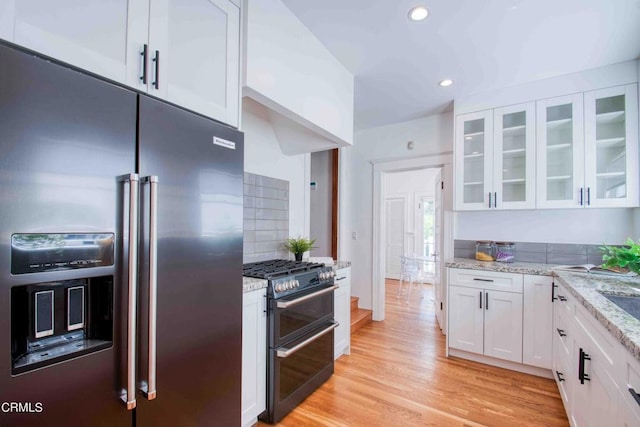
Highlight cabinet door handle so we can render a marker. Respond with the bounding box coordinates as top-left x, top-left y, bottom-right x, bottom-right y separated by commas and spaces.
586, 187, 591, 206
140, 44, 148, 84
579, 187, 584, 206
488, 192, 492, 208
336, 277, 346, 281
473, 278, 494, 282
494, 192, 497, 208
579, 348, 591, 384
552, 283, 558, 302
479, 291, 483, 309
556, 328, 566, 337
152, 50, 160, 90
485, 292, 489, 310
629, 388, 640, 407
555, 371, 565, 382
